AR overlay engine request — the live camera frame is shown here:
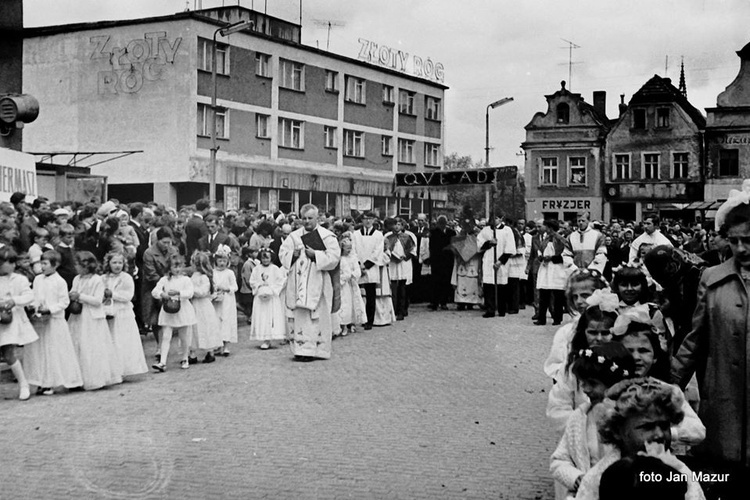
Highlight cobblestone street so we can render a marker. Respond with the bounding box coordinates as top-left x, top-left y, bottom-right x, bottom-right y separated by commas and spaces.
1, 305, 560, 499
